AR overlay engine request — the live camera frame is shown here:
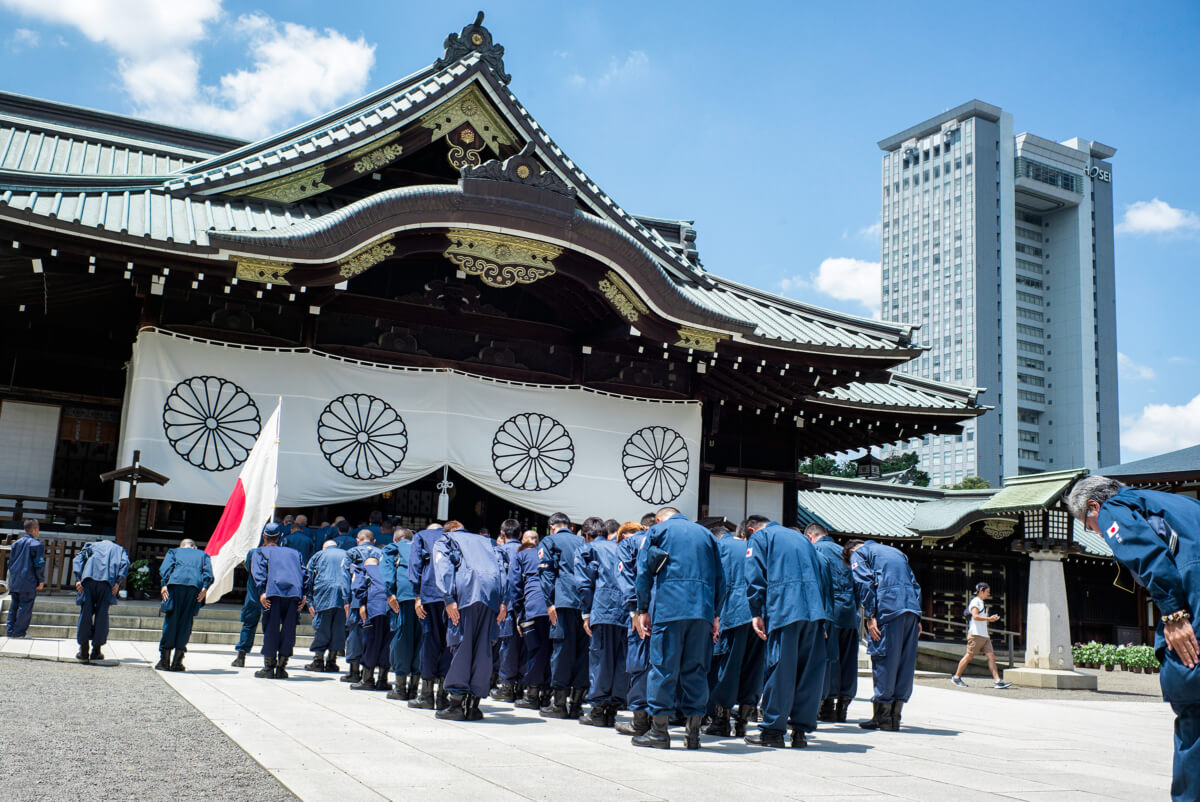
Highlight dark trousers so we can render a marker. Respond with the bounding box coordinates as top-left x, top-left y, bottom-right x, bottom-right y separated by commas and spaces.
444, 602, 498, 697
870, 612, 920, 703
360, 614, 391, 670
549, 608, 590, 690
159, 584, 202, 651
1172, 703, 1200, 802
708, 621, 766, 711
626, 625, 651, 712
236, 590, 261, 653
77, 578, 114, 647
345, 610, 363, 662
419, 600, 451, 680
760, 620, 825, 734
498, 631, 525, 684
6, 589, 37, 637
647, 618, 712, 717
310, 607, 347, 653
261, 596, 300, 659
519, 616, 551, 686
822, 624, 860, 700
389, 599, 421, 676
586, 622, 629, 704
